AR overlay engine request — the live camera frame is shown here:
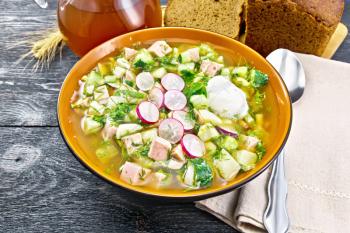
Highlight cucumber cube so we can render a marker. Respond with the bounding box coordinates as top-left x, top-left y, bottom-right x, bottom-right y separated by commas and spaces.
141, 128, 158, 143
81, 117, 103, 135
116, 124, 143, 139
190, 95, 208, 109
152, 67, 167, 79
236, 150, 258, 171
214, 149, 241, 181
198, 123, 220, 142
232, 66, 249, 78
